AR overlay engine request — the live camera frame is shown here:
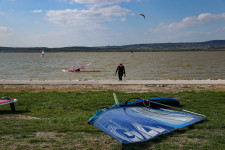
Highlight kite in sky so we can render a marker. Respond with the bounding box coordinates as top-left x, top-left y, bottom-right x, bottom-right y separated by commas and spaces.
138, 14, 145, 19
